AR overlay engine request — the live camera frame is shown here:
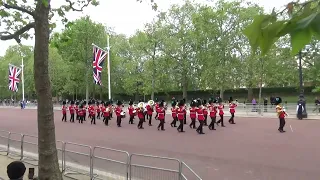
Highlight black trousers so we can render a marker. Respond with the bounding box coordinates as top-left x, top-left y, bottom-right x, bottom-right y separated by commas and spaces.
104, 116, 110, 125
184, 114, 187, 124
279, 117, 286, 131
91, 114, 96, 124
189, 118, 196, 129
97, 112, 100, 119
129, 115, 134, 124
143, 112, 147, 122
79, 116, 84, 123
76, 113, 79, 120
117, 116, 122, 127
148, 114, 152, 125
196, 120, 204, 134
209, 116, 216, 130
62, 114, 66, 122
138, 118, 144, 129
217, 115, 224, 126
171, 117, 177, 127
70, 113, 74, 122
158, 119, 165, 130
204, 115, 208, 125
84, 113, 86, 121
229, 113, 235, 124
177, 120, 184, 132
